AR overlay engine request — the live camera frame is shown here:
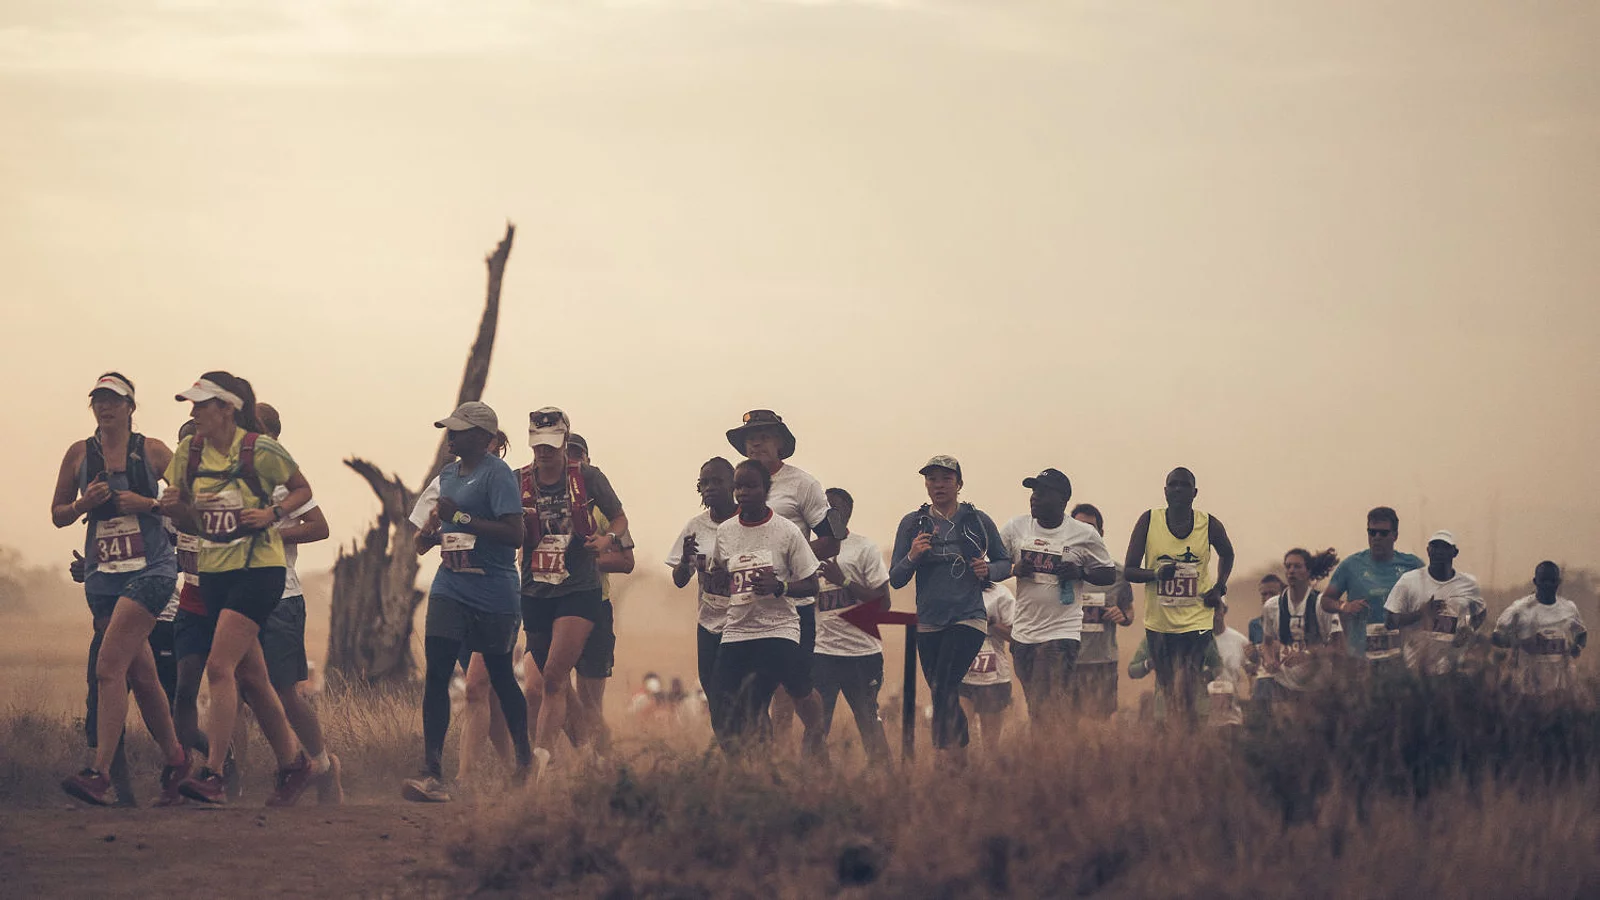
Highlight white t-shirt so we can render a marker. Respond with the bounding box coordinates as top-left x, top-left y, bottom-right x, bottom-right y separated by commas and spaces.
271, 485, 320, 600
1214, 626, 1250, 688
766, 462, 830, 608
999, 515, 1115, 644
1493, 595, 1587, 696
408, 476, 441, 530
665, 510, 734, 634
965, 583, 1017, 687
813, 532, 893, 658
1384, 569, 1485, 675
1262, 590, 1342, 691
710, 511, 821, 645
1209, 626, 1250, 726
